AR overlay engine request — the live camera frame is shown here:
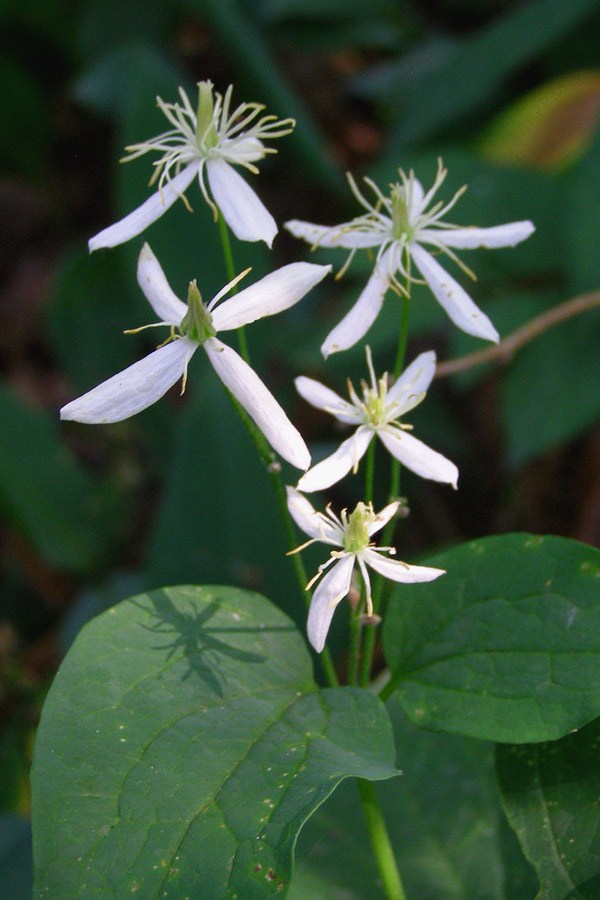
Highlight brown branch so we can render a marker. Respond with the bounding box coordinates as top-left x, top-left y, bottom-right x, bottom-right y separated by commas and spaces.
435, 290, 600, 378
